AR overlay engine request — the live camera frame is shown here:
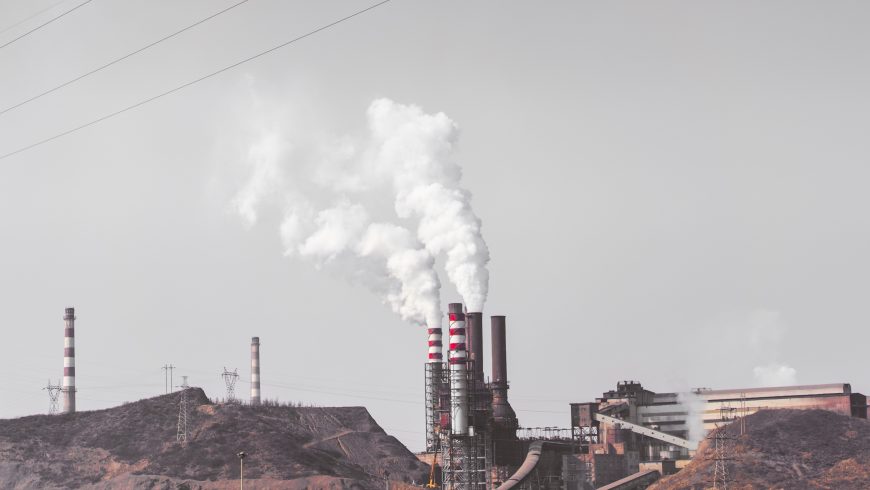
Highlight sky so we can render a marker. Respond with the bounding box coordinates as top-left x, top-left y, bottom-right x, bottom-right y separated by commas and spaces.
1, 0, 869, 452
